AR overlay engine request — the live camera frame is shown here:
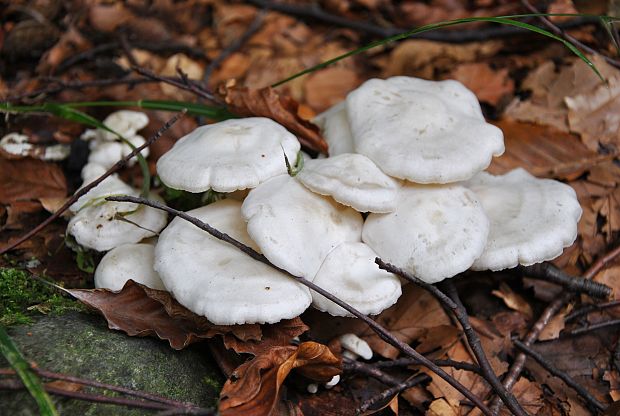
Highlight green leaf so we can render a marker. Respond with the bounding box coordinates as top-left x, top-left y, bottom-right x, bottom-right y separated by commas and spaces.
0, 326, 59, 416
272, 13, 603, 87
